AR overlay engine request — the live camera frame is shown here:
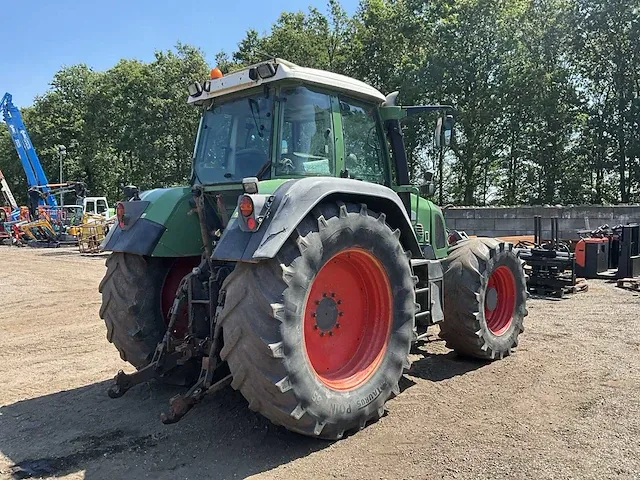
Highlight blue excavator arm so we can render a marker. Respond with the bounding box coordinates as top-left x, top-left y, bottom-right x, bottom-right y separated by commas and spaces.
0, 93, 57, 207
